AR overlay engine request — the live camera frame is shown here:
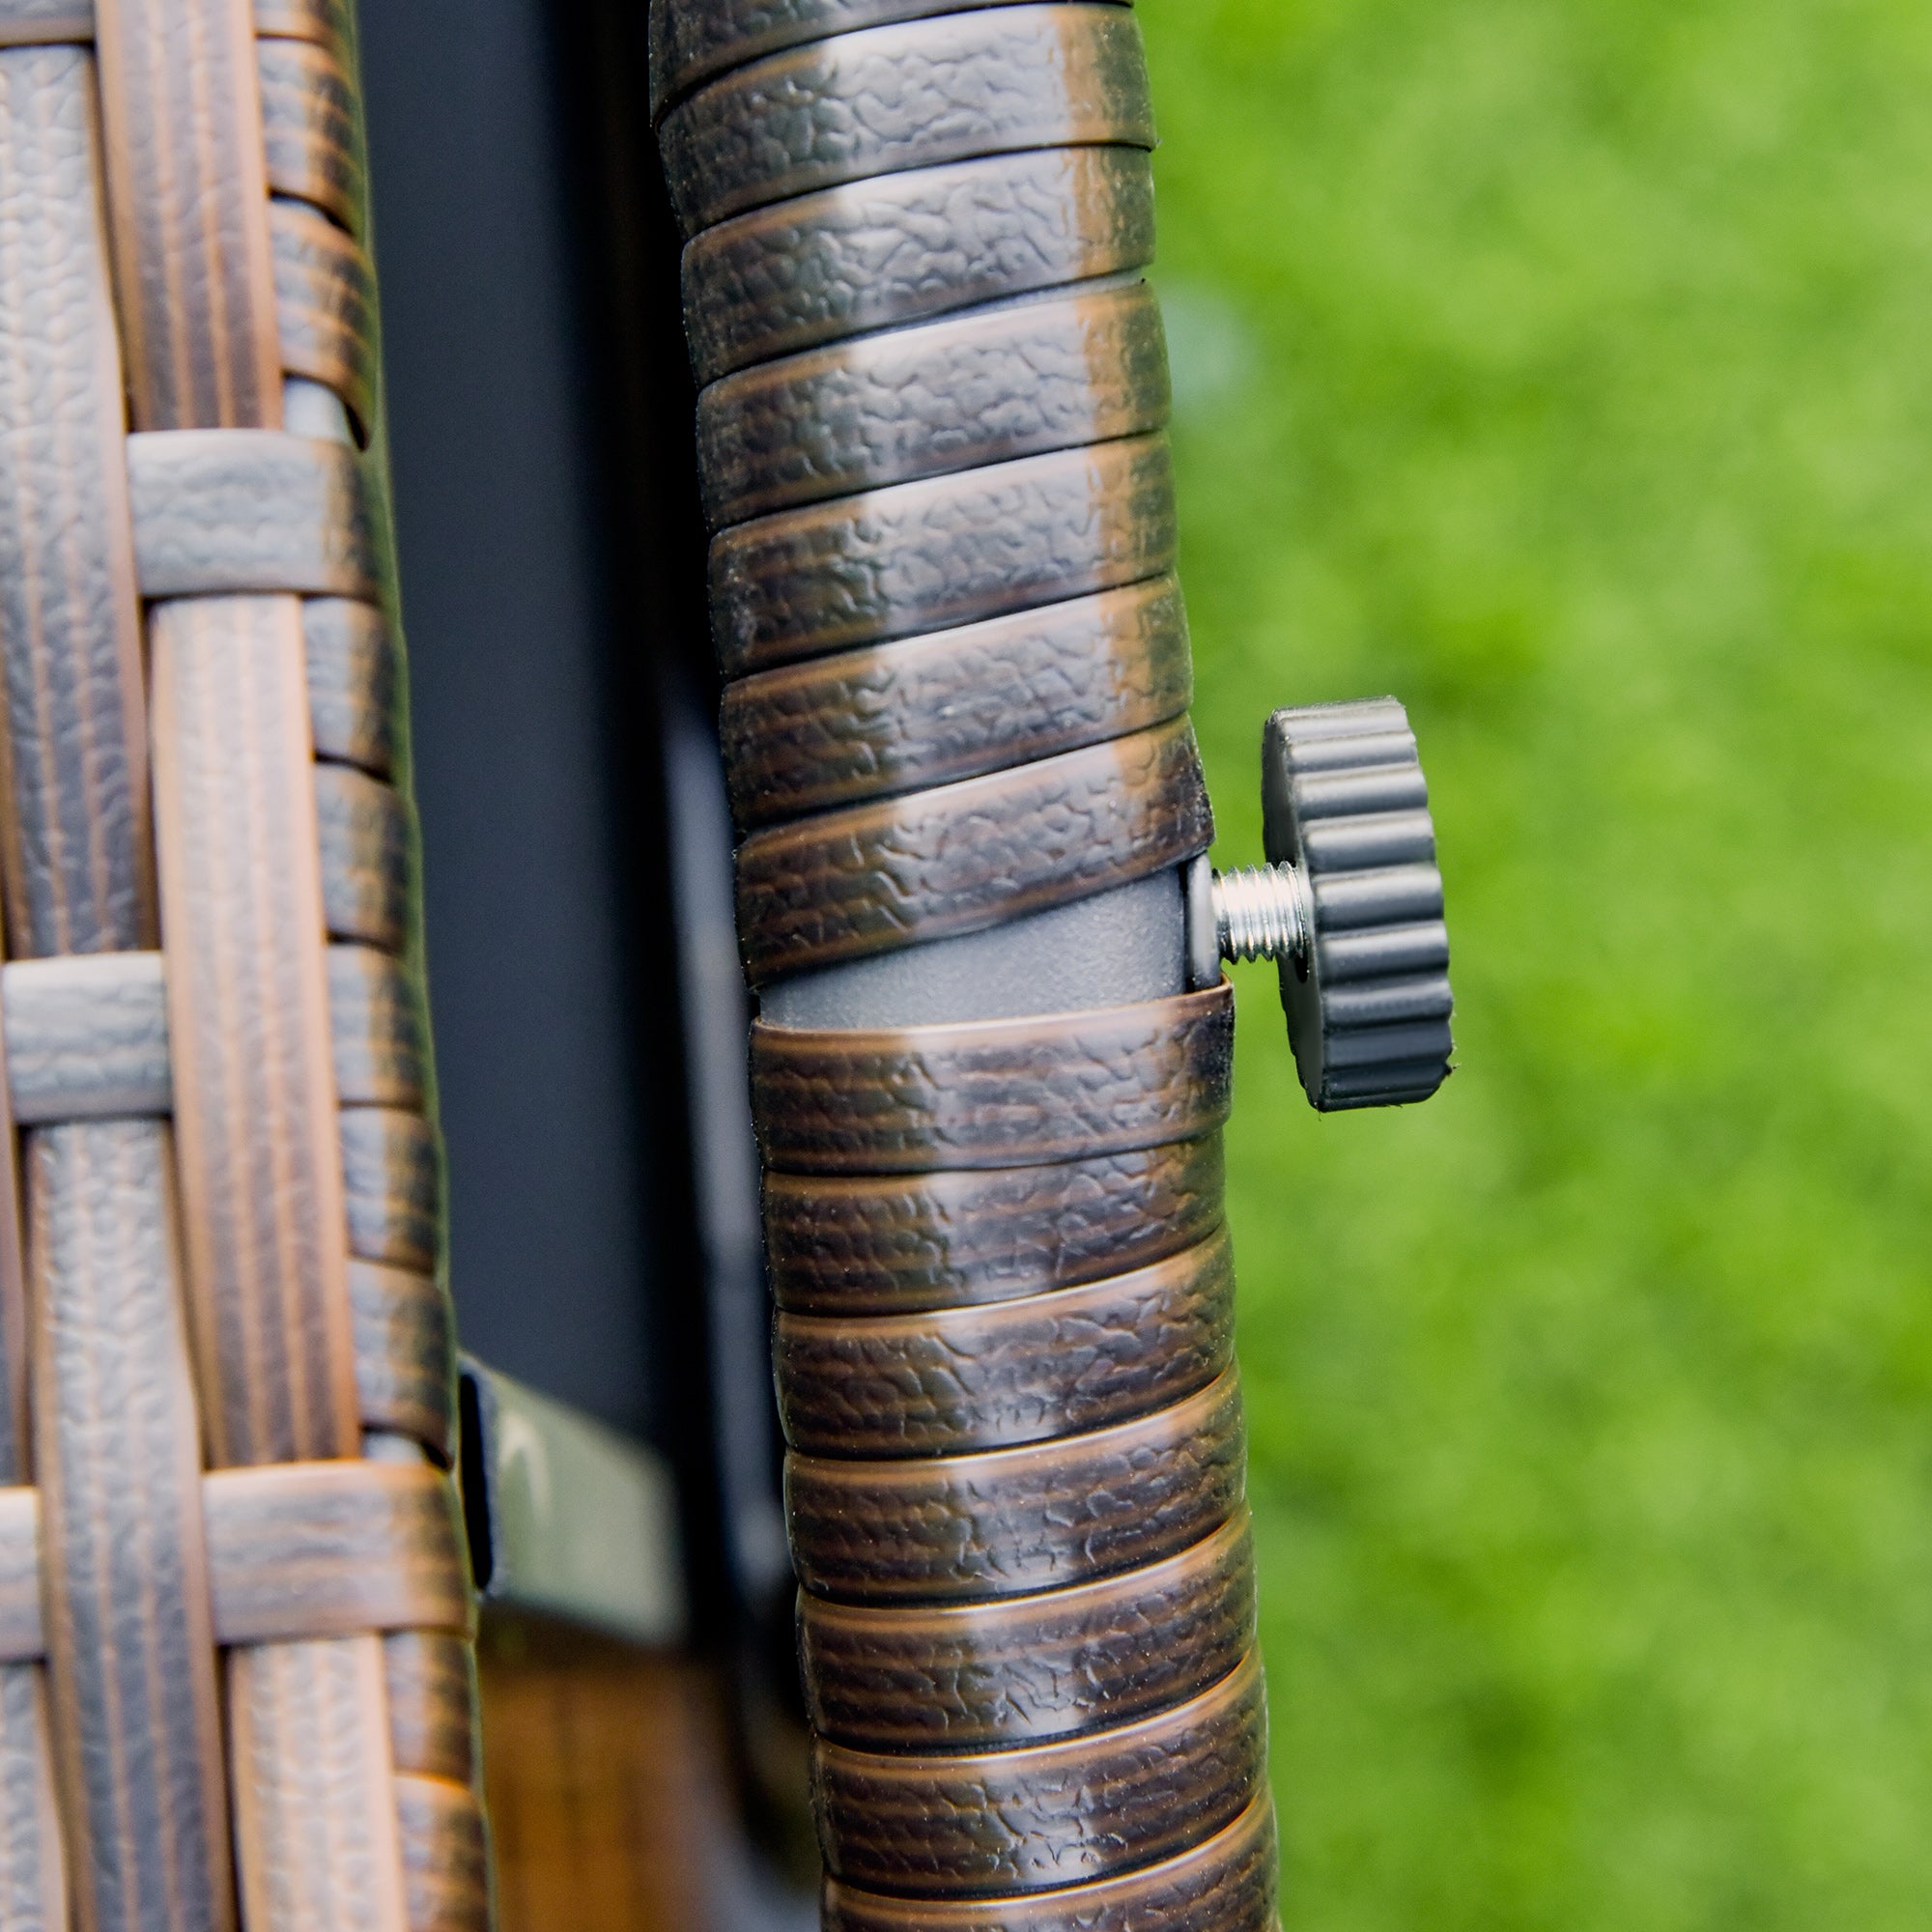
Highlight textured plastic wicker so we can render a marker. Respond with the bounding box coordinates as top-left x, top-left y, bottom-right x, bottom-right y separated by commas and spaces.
0, 2, 490, 1924
655, 3, 1280, 1924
